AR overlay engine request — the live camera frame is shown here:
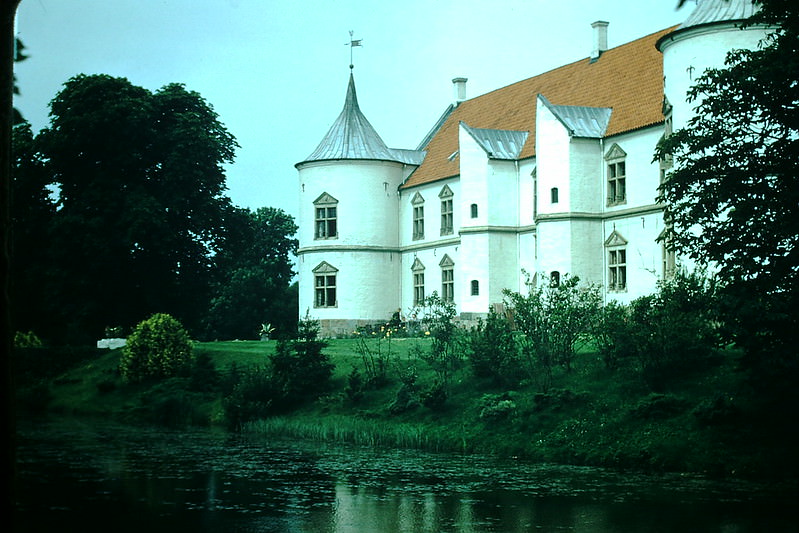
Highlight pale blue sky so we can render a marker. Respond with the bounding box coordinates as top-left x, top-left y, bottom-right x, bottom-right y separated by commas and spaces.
14, 0, 690, 219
